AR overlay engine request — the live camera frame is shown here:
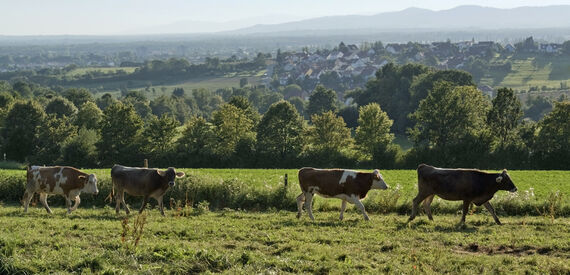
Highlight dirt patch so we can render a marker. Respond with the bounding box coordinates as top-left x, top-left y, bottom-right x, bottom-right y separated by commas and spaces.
454, 243, 567, 257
